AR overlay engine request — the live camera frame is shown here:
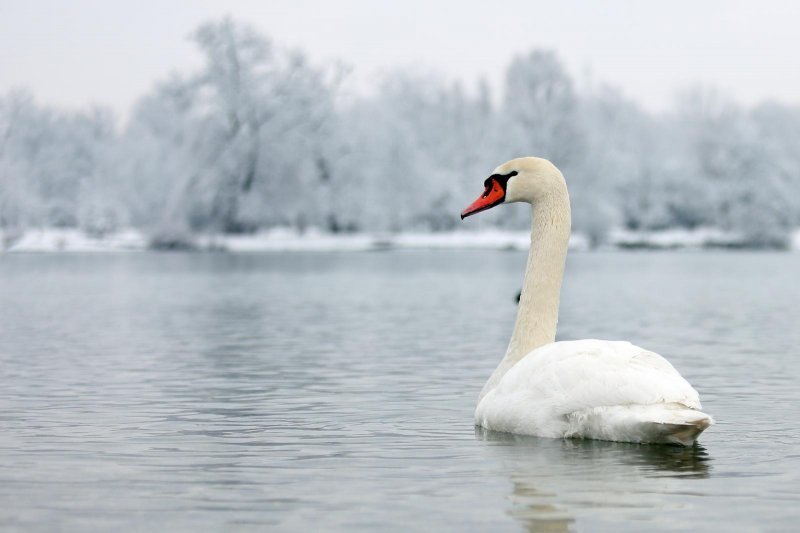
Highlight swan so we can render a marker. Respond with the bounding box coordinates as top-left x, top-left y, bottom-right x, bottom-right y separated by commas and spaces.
461, 157, 713, 446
